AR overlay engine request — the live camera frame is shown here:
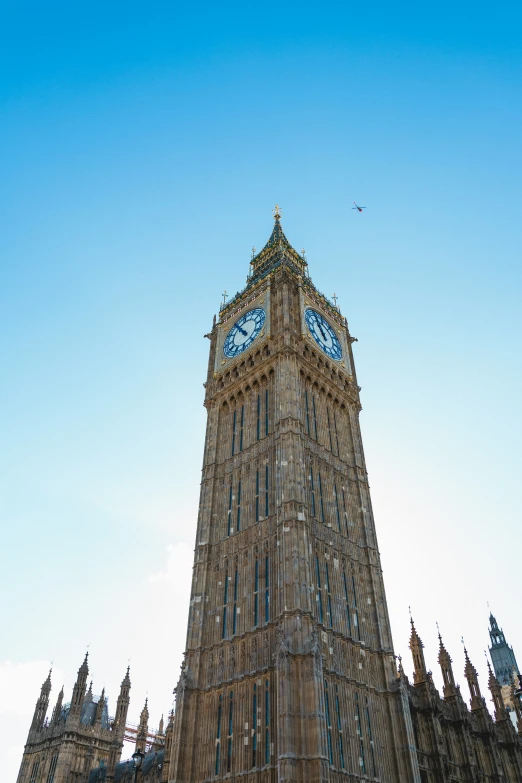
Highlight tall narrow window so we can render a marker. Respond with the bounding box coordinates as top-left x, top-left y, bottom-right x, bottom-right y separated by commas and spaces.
265, 388, 269, 436
327, 407, 334, 452
265, 679, 270, 765
342, 571, 352, 636
227, 691, 234, 773
252, 683, 257, 768
341, 487, 348, 535
366, 697, 377, 777
324, 679, 333, 764
333, 409, 340, 454
231, 410, 237, 457
305, 390, 311, 436
324, 562, 333, 627
30, 761, 40, 783
255, 470, 260, 522
315, 556, 324, 623
239, 405, 245, 451
265, 465, 269, 517
46, 754, 58, 783
257, 394, 261, 441
355, 693, 366, 775
334, 483, 341, 532
227, 483, 233, 536
215, 694, 223, 776
264, 555, 270, 623
310, 465, 316, 517
253, 560, 259, 627
335, 685, 345, 769
352, 576, 361, 641
312, 395, 318, 439
318, 472, 325, 523
236, 480, 242, 532
222, 573, 229, 639
232, 568, 239, 635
